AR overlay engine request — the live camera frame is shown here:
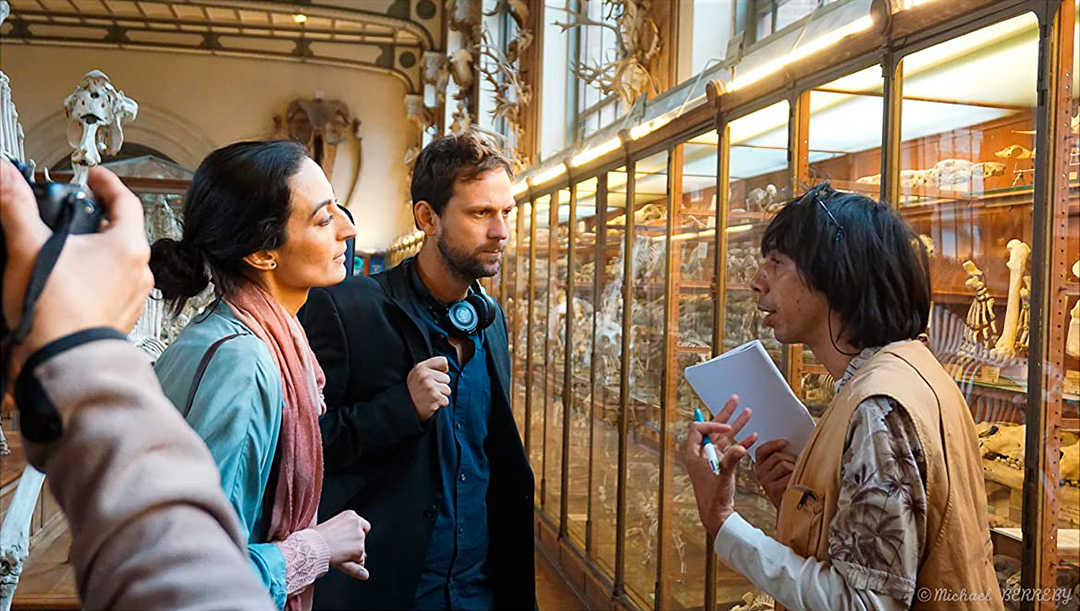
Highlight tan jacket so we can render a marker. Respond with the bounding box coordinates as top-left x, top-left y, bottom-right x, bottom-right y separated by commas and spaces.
23, 338, 275, 610
775, 340, 1003, 611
